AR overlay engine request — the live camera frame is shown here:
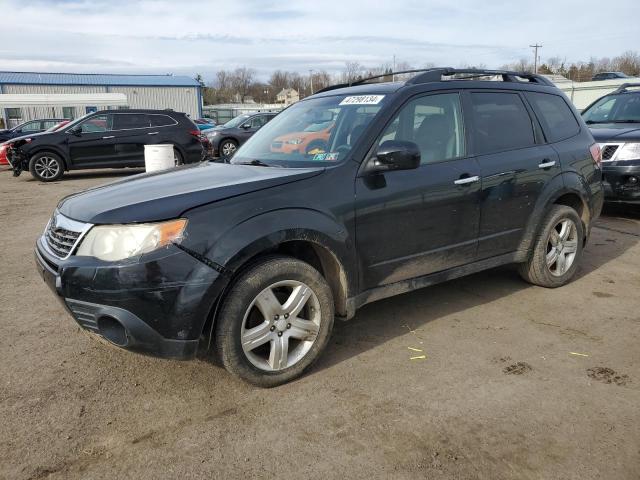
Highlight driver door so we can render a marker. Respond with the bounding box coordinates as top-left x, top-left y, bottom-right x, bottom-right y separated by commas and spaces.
354, 91, 482, 289
67, 114, 117, 167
